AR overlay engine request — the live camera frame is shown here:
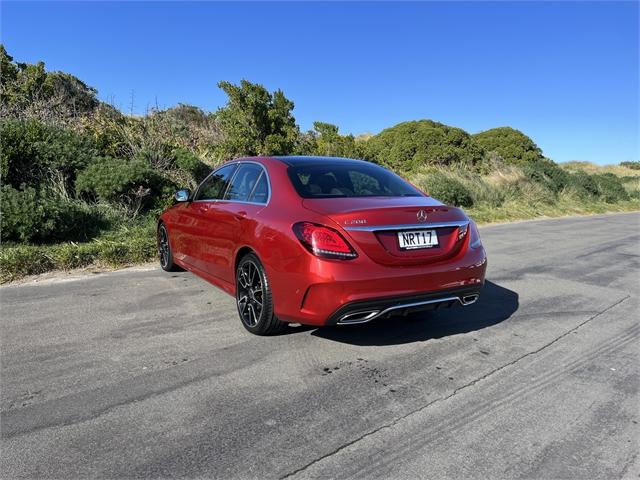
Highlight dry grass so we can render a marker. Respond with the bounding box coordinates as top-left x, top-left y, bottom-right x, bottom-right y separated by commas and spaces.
561, 161, 640, 178
410, 163, 640, 224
